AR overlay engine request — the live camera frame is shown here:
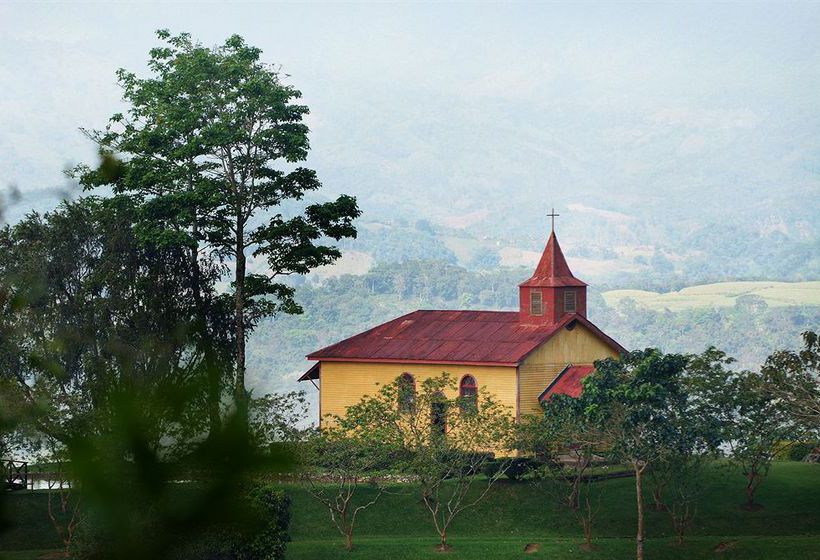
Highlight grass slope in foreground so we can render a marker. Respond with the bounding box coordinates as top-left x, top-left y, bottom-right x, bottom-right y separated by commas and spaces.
2, 462, 818, 559
287, 462, 820, 559
286, 536, 820, 559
